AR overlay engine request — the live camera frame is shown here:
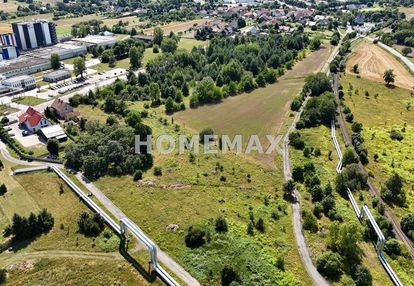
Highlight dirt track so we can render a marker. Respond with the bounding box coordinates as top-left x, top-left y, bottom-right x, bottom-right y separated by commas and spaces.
347, 42, 414, 90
